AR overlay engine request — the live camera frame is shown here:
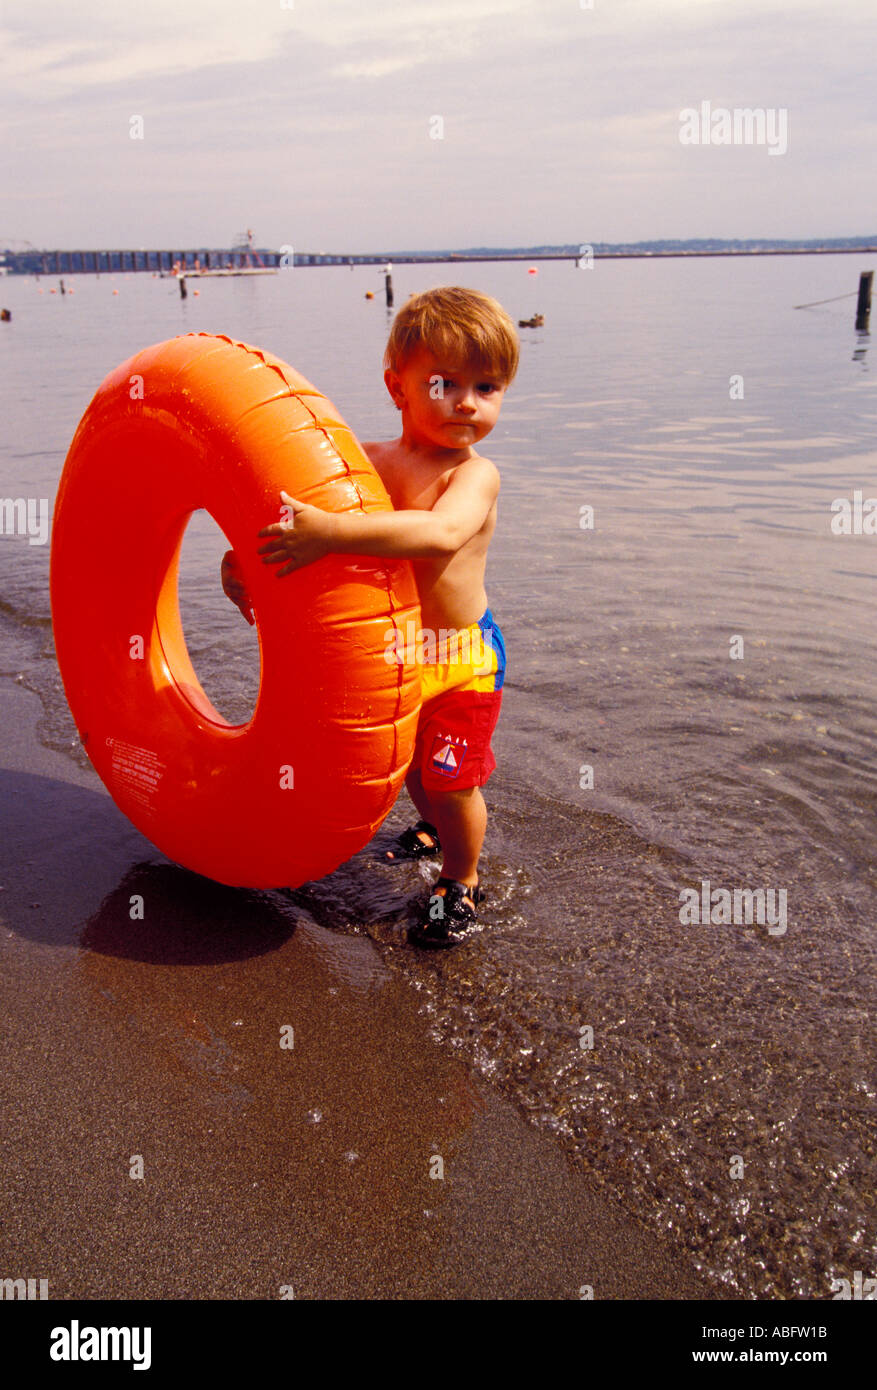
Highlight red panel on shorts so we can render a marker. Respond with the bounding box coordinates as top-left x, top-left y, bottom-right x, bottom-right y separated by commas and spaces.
414, 689, 503, 791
